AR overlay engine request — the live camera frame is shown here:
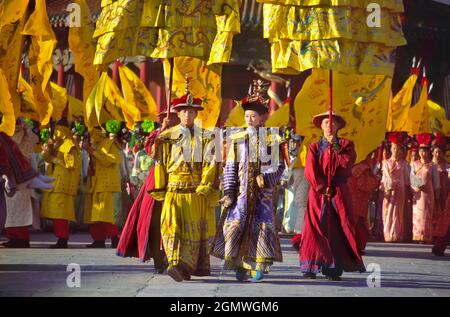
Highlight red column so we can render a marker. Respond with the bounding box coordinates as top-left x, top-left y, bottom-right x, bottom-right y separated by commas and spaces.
156, 82, 164, 113
139, 58, 149, 87
57, 63, 65, 87
72, 73, 84, 100
57, 63, 69, 120
112, 60, 120, 87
